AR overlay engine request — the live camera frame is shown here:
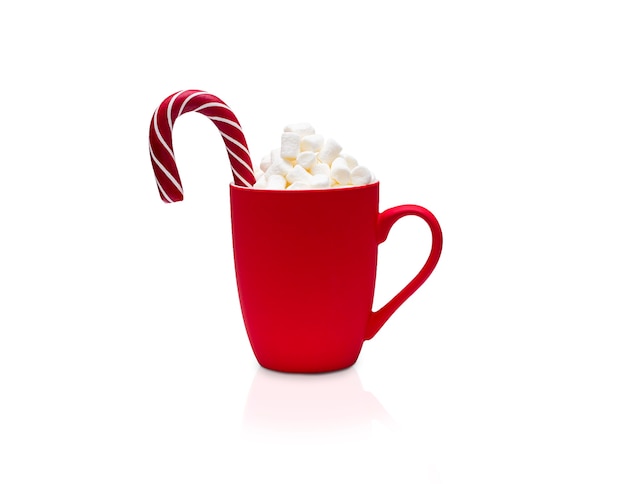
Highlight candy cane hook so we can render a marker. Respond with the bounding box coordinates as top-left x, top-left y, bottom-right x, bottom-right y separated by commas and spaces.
149, 90, 256, 203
